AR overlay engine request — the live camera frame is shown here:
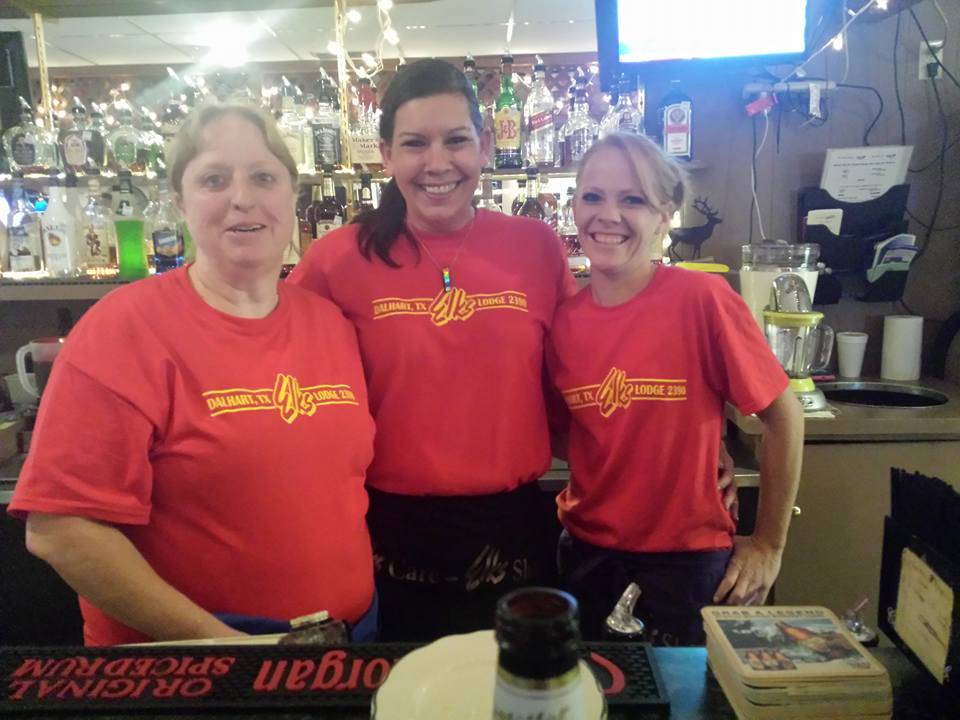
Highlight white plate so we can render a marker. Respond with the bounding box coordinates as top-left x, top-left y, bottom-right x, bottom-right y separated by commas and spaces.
372, 630, 606, 720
